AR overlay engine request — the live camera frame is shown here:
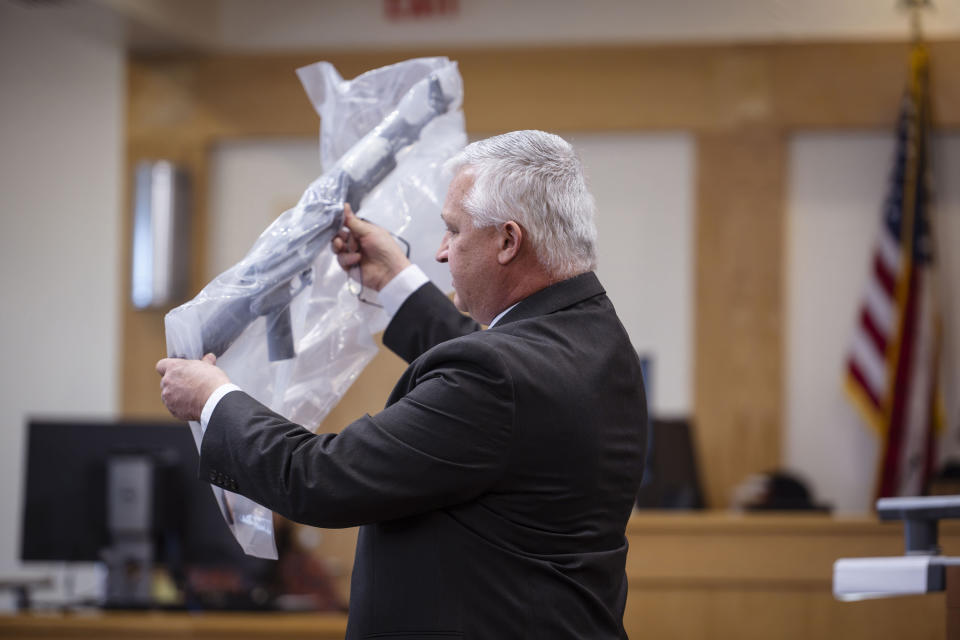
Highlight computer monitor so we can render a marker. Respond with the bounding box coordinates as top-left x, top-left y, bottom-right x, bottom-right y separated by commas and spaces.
20, 419, 278, 608
20, 420, 248, 566
635, 418, 705, 510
